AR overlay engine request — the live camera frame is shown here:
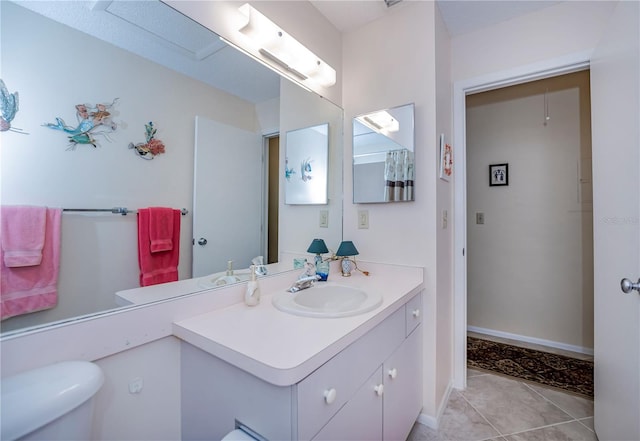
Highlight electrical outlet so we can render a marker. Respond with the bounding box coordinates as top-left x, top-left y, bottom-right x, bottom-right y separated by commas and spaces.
129, 377, 144, 394
358, 210, 369, 229
476, 212, 485, 225
319, 210, 329, 228
442, 210, 448, 229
